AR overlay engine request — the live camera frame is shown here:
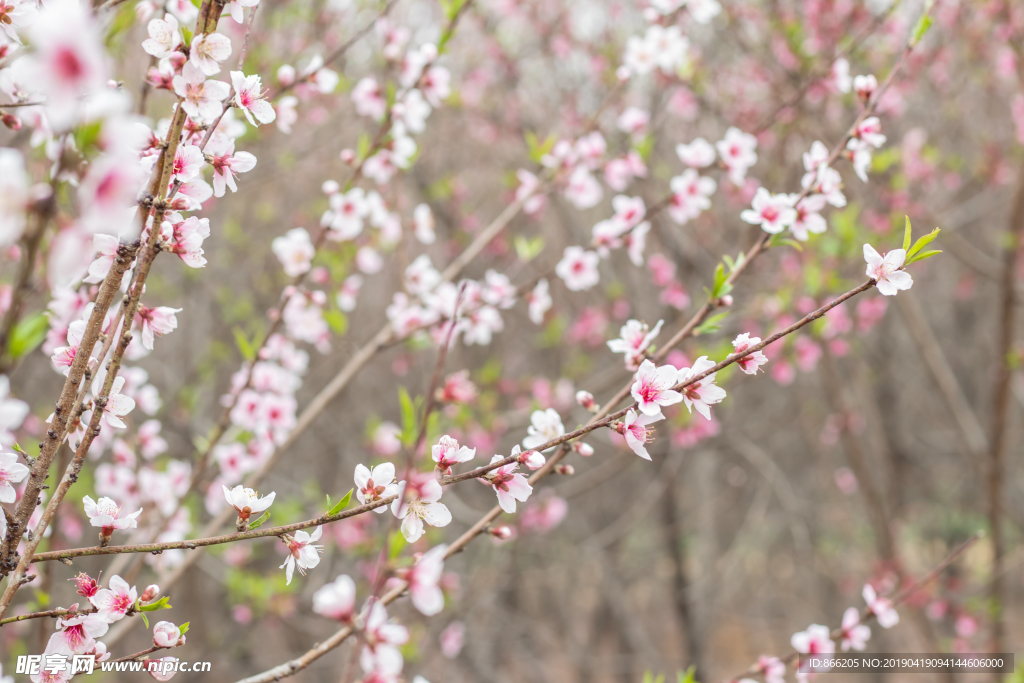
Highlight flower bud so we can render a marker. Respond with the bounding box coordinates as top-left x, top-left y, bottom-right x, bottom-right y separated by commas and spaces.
490, 525, 513, 540
277, 64, 296, 85
321, 179, 340, 195
340, 149, 356, 165
574, 442, 594, 457
720, 294, 734, 306
2, 113, 21, 130
152, 621, 181, 648
555, 464, 575, 476
141, 584, 161, 603
575, 390, 596, 411
518, 449, 545, 470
